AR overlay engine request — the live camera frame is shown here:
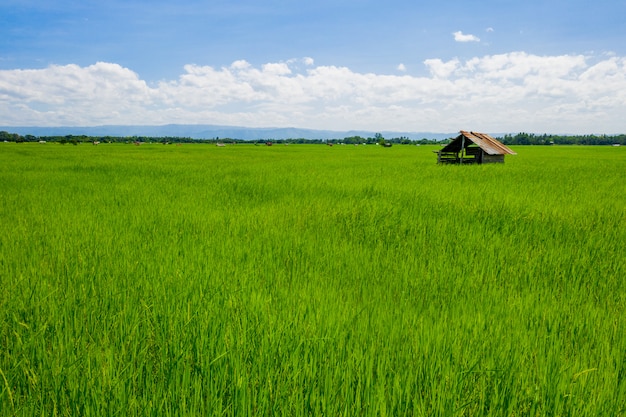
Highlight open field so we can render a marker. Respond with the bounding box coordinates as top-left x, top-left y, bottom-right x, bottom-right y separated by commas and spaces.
1, 143, 625, 416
